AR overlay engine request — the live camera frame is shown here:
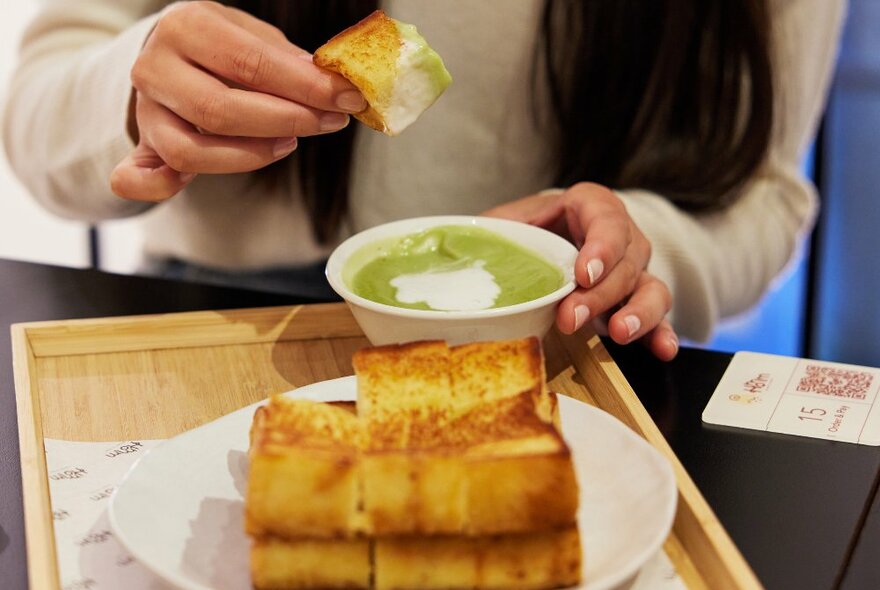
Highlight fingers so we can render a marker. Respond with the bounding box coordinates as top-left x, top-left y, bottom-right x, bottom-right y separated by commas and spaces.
562, 183, 651, 292
605, 273, 673, 345
132, 55, 350, 137
110, 142, 195, 202
151, 3, 365, 113
643, 319, 680, 361
215, 4, 294, 51
481, 192, 566, 229
555, 271, 677, 361
137, 94, 301, 174
488, 183, 677, 361
116, 2, 368, 201
551, 184, 651, 328
111, 88, 306, 202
